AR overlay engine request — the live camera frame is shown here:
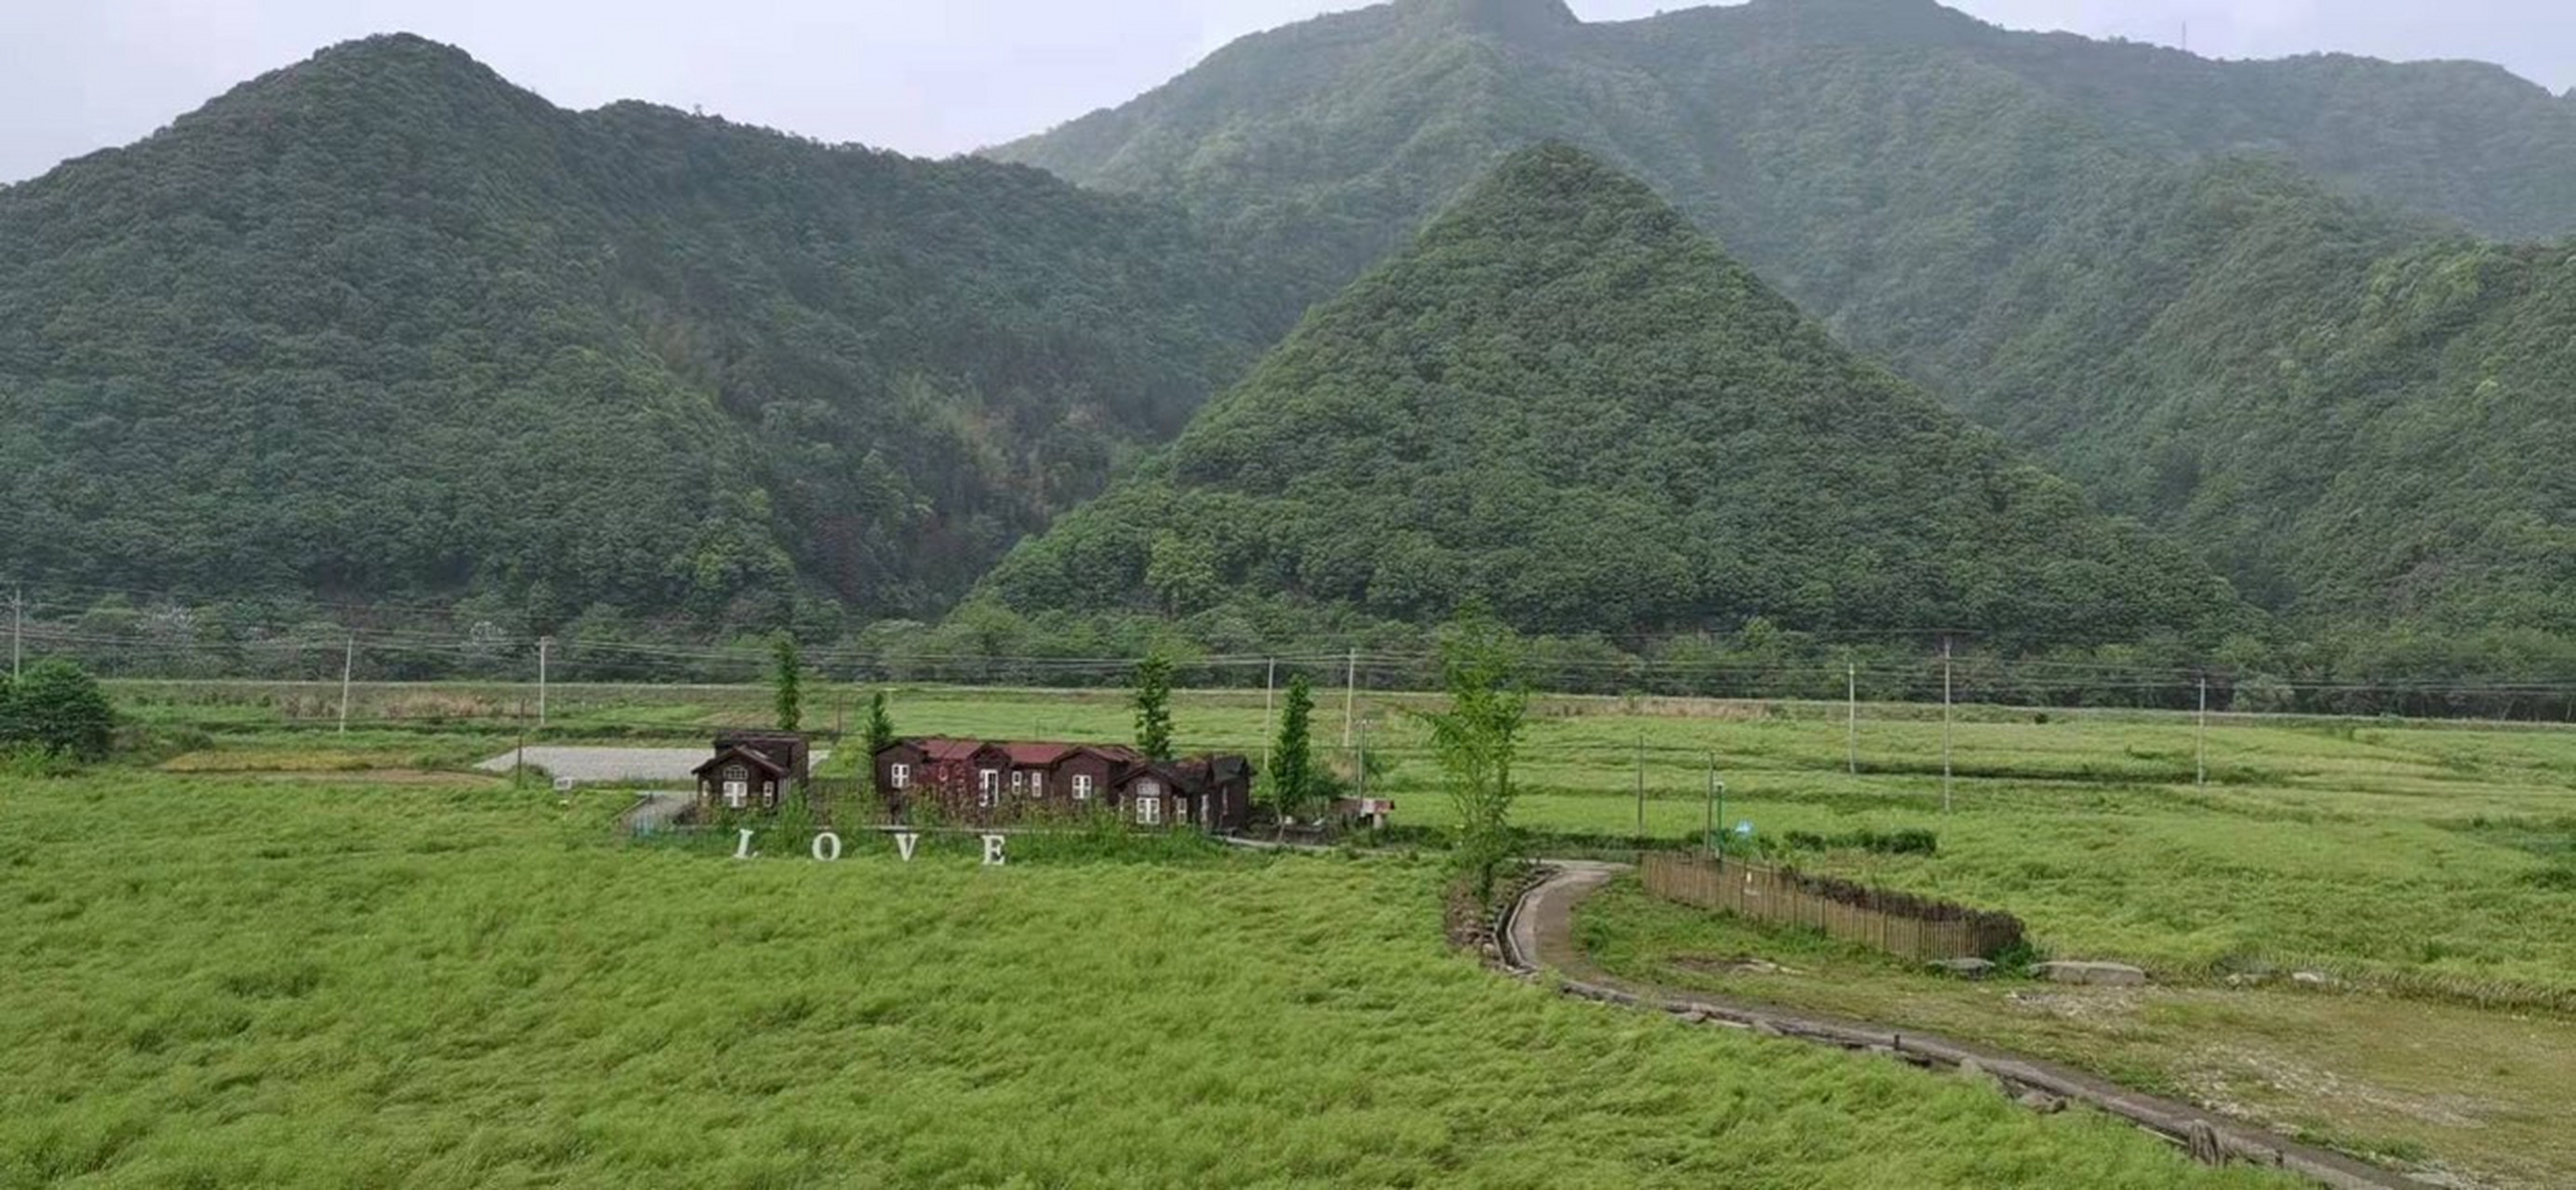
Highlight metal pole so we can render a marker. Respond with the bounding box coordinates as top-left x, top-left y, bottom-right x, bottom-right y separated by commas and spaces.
1846, 661, 1858, 775
537, 636, 552, 729
8, 584, 20, 681
1635, 732, 1646, 839
339, 634, 356, 735
2197, 675, 2210, 787
1261, 657, 1277, 773
514, 698, 527, 788
1342, 647, 1357, 752
1356, 721, 1367, 801
1705, 753, 1717, 860
1941, 638, 1954, 813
